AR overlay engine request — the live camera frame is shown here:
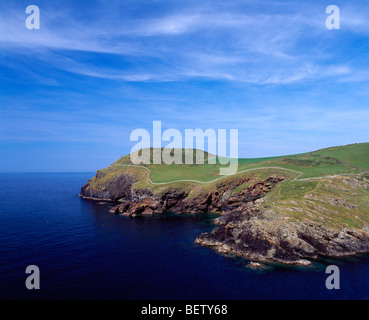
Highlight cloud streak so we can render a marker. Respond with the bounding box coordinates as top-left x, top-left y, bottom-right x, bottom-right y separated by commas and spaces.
1, 1, 368, 85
